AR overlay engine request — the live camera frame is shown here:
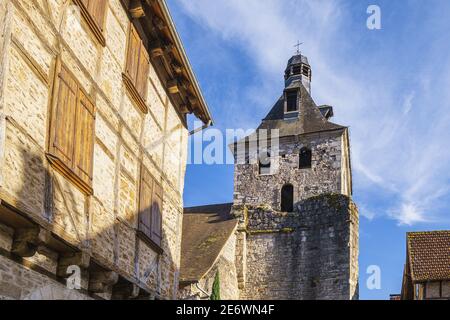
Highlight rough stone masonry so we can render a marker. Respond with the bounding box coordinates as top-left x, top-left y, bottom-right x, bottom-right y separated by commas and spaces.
231, 53, 359, 300
233, 195, 358, 300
